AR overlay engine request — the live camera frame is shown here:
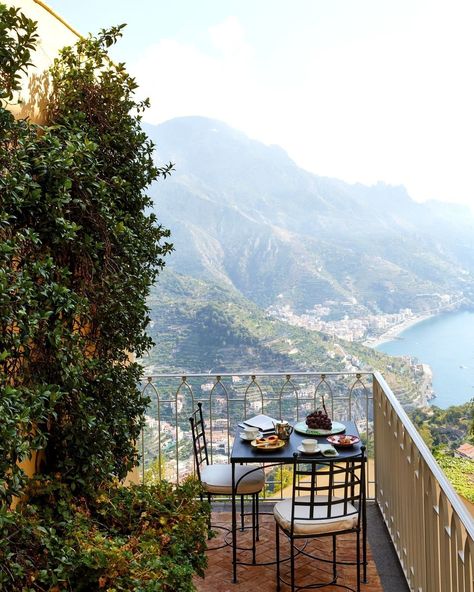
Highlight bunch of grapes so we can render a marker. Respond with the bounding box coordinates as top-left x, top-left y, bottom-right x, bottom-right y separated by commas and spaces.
305, 409, 332, 430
